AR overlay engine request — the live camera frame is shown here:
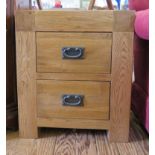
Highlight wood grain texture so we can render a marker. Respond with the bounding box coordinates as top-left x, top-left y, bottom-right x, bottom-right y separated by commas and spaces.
6, 115, 149, 155
6, 132, 36, 155
113, 11, 135, 32
34, 10, 113, 32
95, 131, 119, 155
116, 116, 149, 155
16, 31, 38, 138
36, 129, 58, 155
37, 80, 110, 120
36, 73, 111, 81
36, 32, 112, 74
15, 10, 35, 31
37, 118, 110, 129
54, 130, 98, 155
54, 130, 76, 155
75, 131, 98, 155
15, 10, 135, 141
109, 32, 133, 142
15, 10, 135, 32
